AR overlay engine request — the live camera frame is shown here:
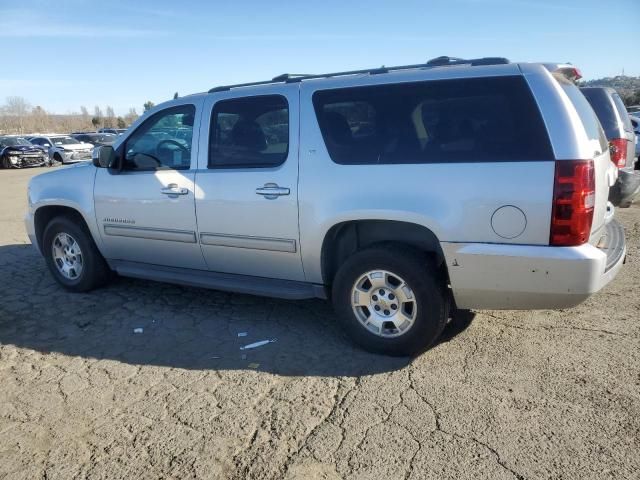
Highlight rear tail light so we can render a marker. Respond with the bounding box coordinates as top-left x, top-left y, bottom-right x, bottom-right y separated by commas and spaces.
609, 138, 627, 168
550, 160, 595, 246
